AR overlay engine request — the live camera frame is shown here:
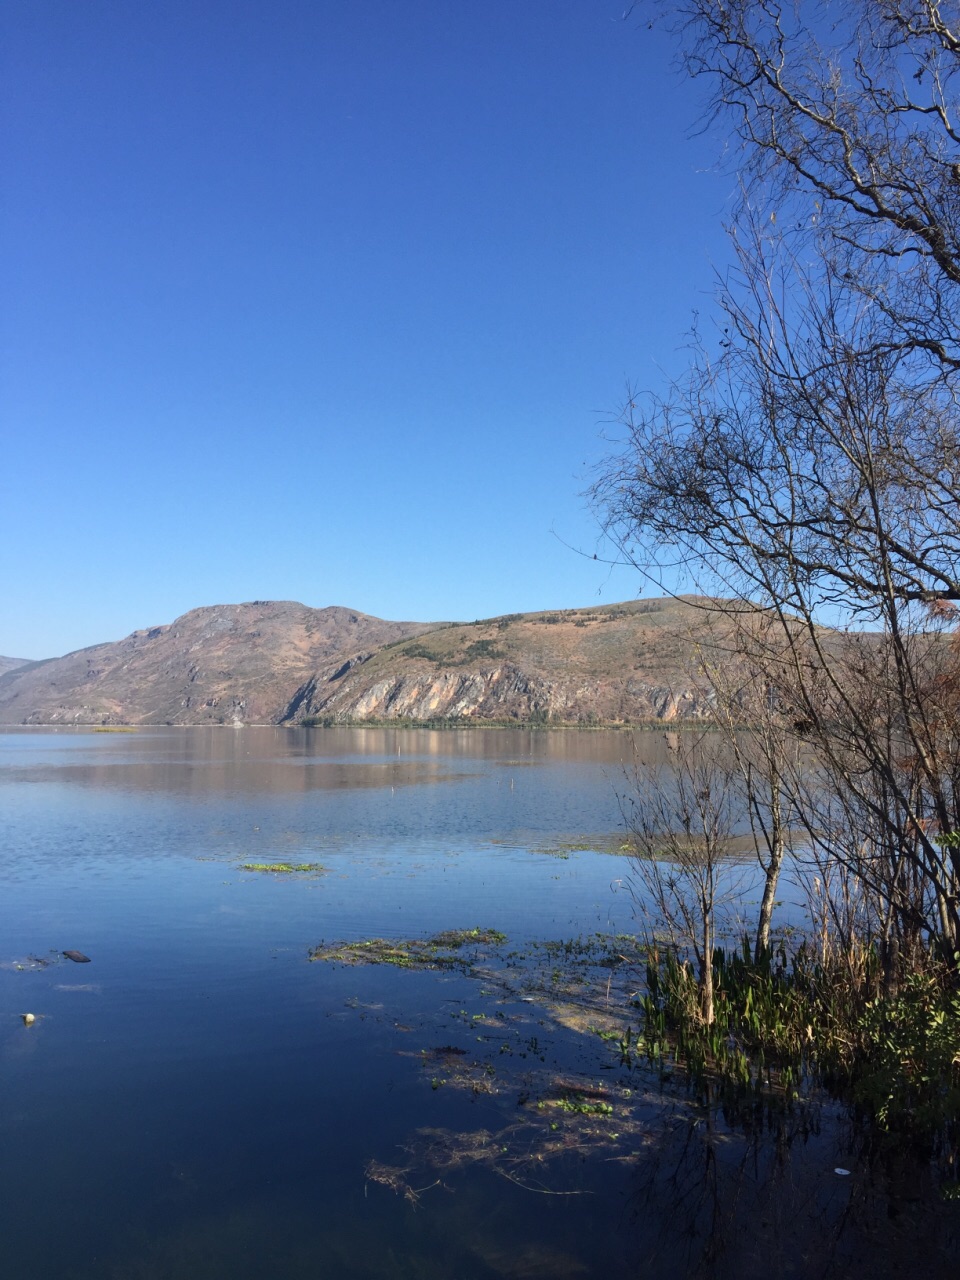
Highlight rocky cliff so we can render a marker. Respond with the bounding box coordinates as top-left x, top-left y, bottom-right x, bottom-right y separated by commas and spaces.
281, 598, 719, 726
